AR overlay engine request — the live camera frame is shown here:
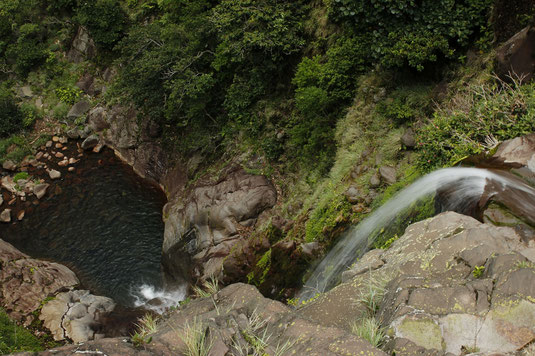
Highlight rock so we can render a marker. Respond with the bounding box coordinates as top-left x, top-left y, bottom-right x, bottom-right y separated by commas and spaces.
379, 166, 396, 185
301, 241, 321, 258
66, 128, 80, 139
67, 101, 91, 120
52, 136, 60, 142
495, 26, 535, 82
2, 160, 17, 171
17, 210, 24, 221
35, 151, 44, 160
93, 143, 104, 153
401, 128, 416, 148
344, 185, 363, 204
57, 160, 68, 167
35, 97, 43, 109
34, 184, 49, 199
75, 73, 95, 95
19, 86, 33, 98
67, 26, 96, 63
48, 169, 61, 180
55, 143, 63, 149
163, 169, 277, 282
0, 195, 3, 206
40, 290, 115, 343
341, 248, 385, 282
87, 106, 110, 132
68, 157, 79, 164
46, 140, 53, 147
0, 239, 79, 325
55, 152, 64, 159
68, 167, 75, 172
370, 171, 381, 187
0, 209, 11, 222
81, 135, 100, 150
